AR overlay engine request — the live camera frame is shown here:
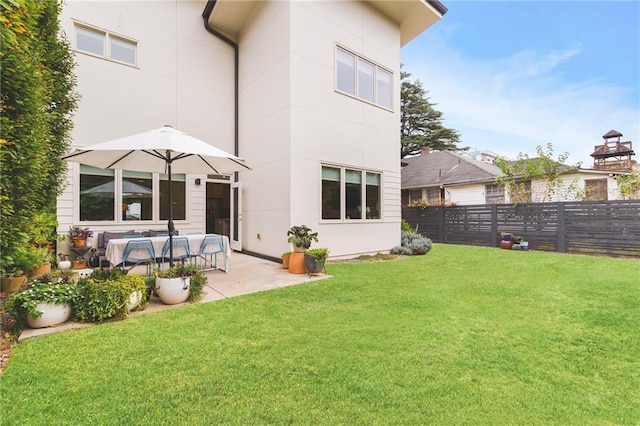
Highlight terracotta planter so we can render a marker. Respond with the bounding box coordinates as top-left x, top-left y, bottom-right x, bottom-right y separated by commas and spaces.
156, 277, 190, 305
72, 237, 87, 248
282, 254, 291, 269
26, 302, 72, 328
288, 252, 307, 274
74, 260, 88, 269
1, 275, 26, 294
30, 262, 51, 278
